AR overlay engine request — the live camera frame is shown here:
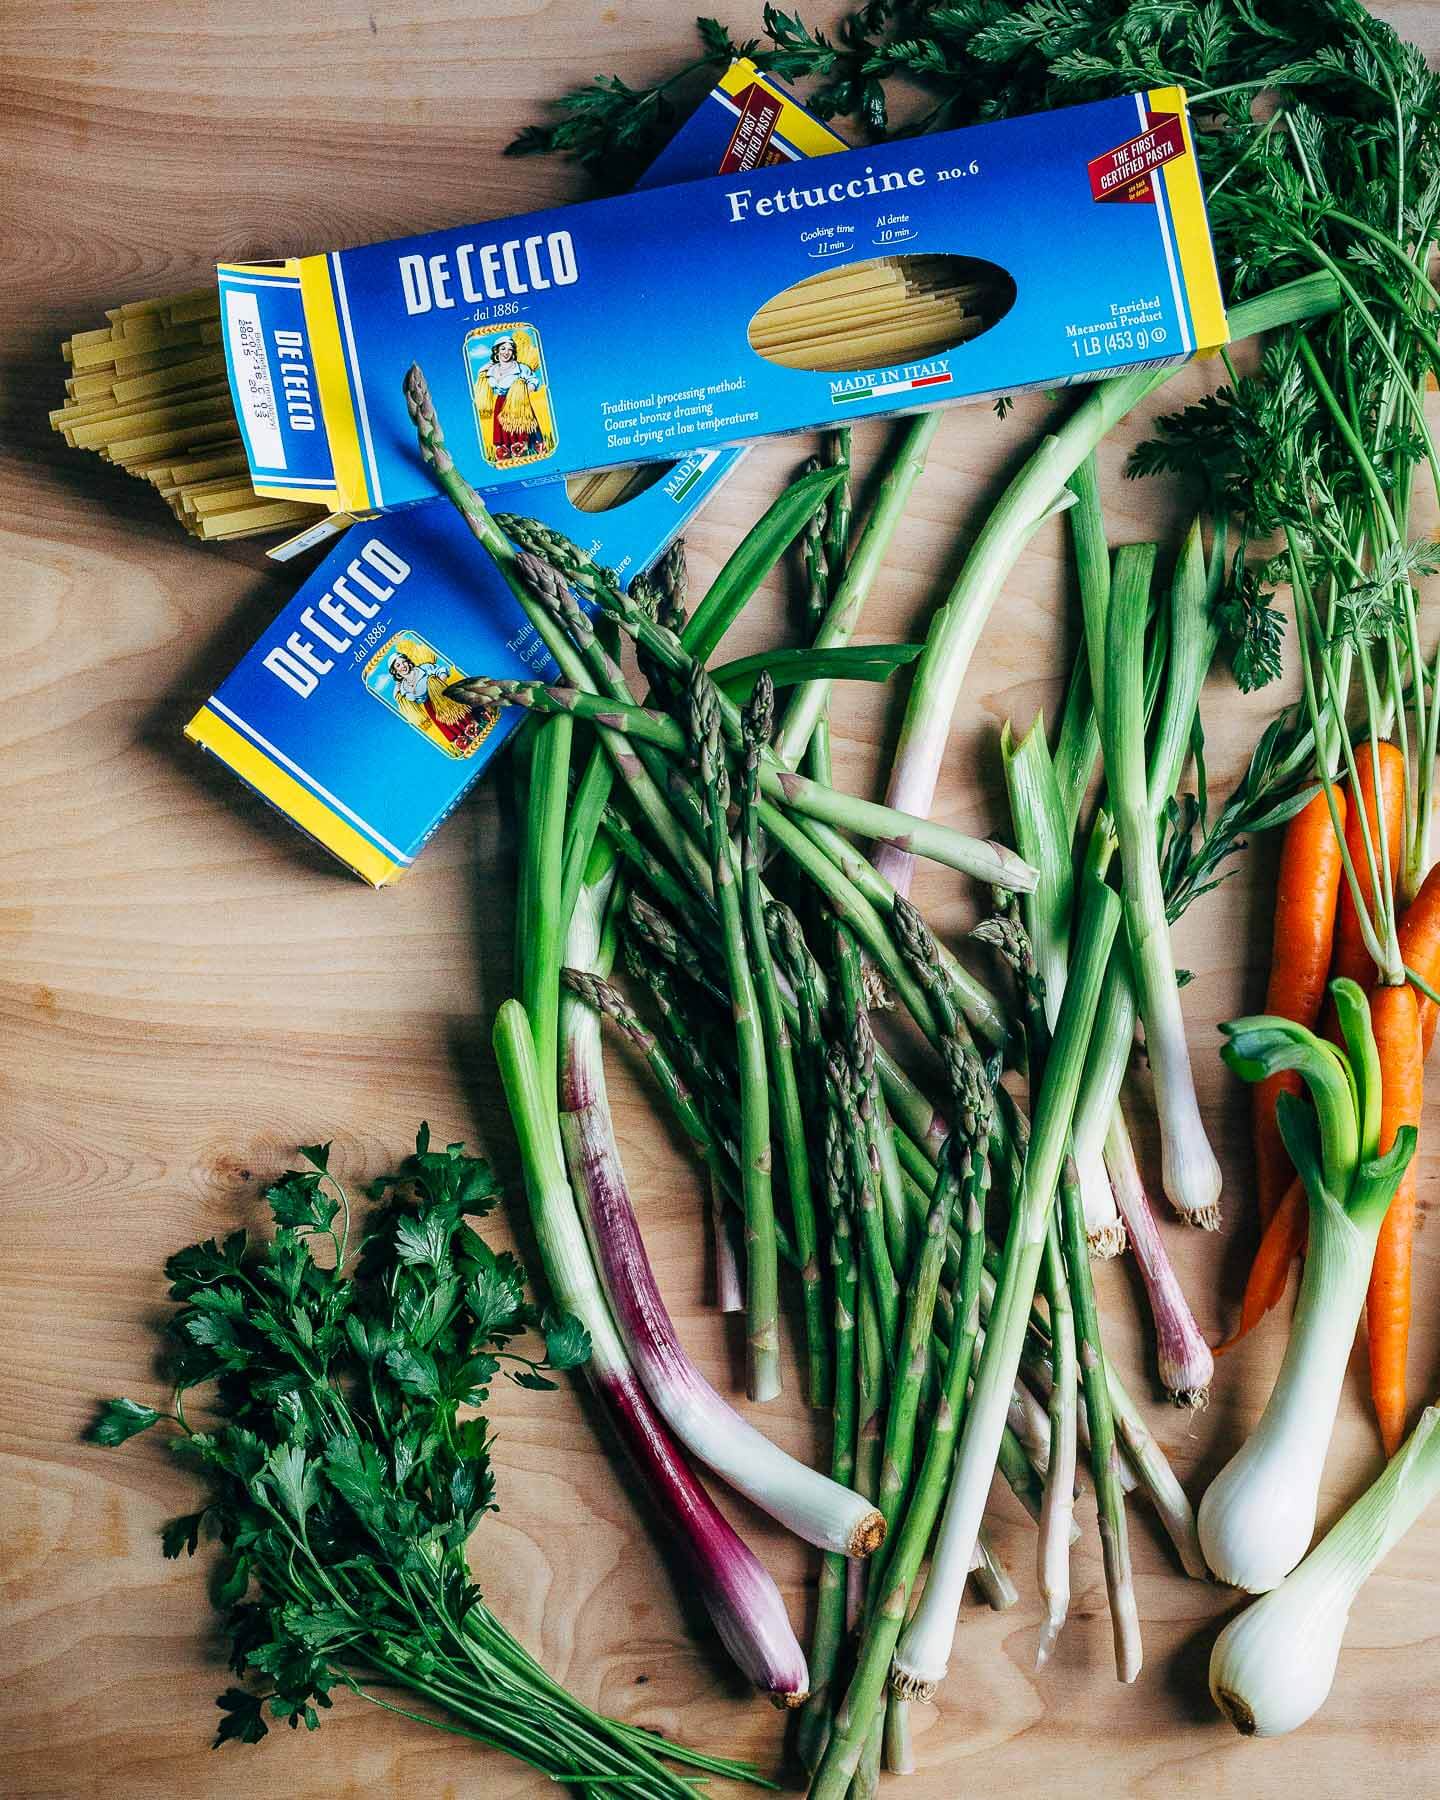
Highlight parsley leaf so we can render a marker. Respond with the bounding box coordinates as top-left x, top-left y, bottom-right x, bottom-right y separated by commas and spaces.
163, 1511, 206, 1558
543, 1309, 593, 1371
265, 1172, 339, 1234
214, 1687, 269, 1747
88, 1397, 164, 1444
